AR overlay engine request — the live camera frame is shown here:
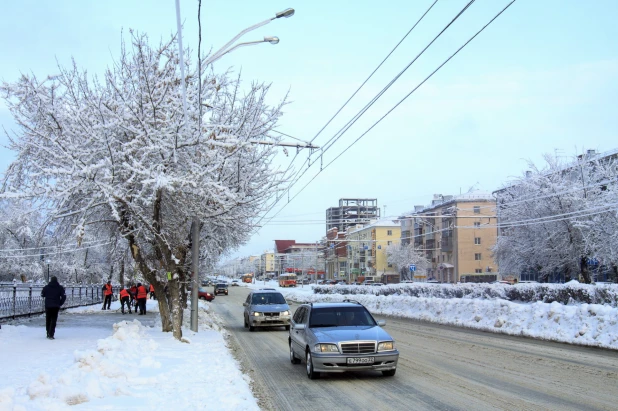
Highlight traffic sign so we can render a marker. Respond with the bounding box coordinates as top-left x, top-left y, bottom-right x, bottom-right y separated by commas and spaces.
409, 264, 416, 272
